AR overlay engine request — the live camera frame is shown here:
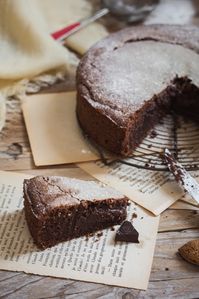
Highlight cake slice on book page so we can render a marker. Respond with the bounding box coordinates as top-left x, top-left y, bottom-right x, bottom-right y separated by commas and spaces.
24, 176, 128, 249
